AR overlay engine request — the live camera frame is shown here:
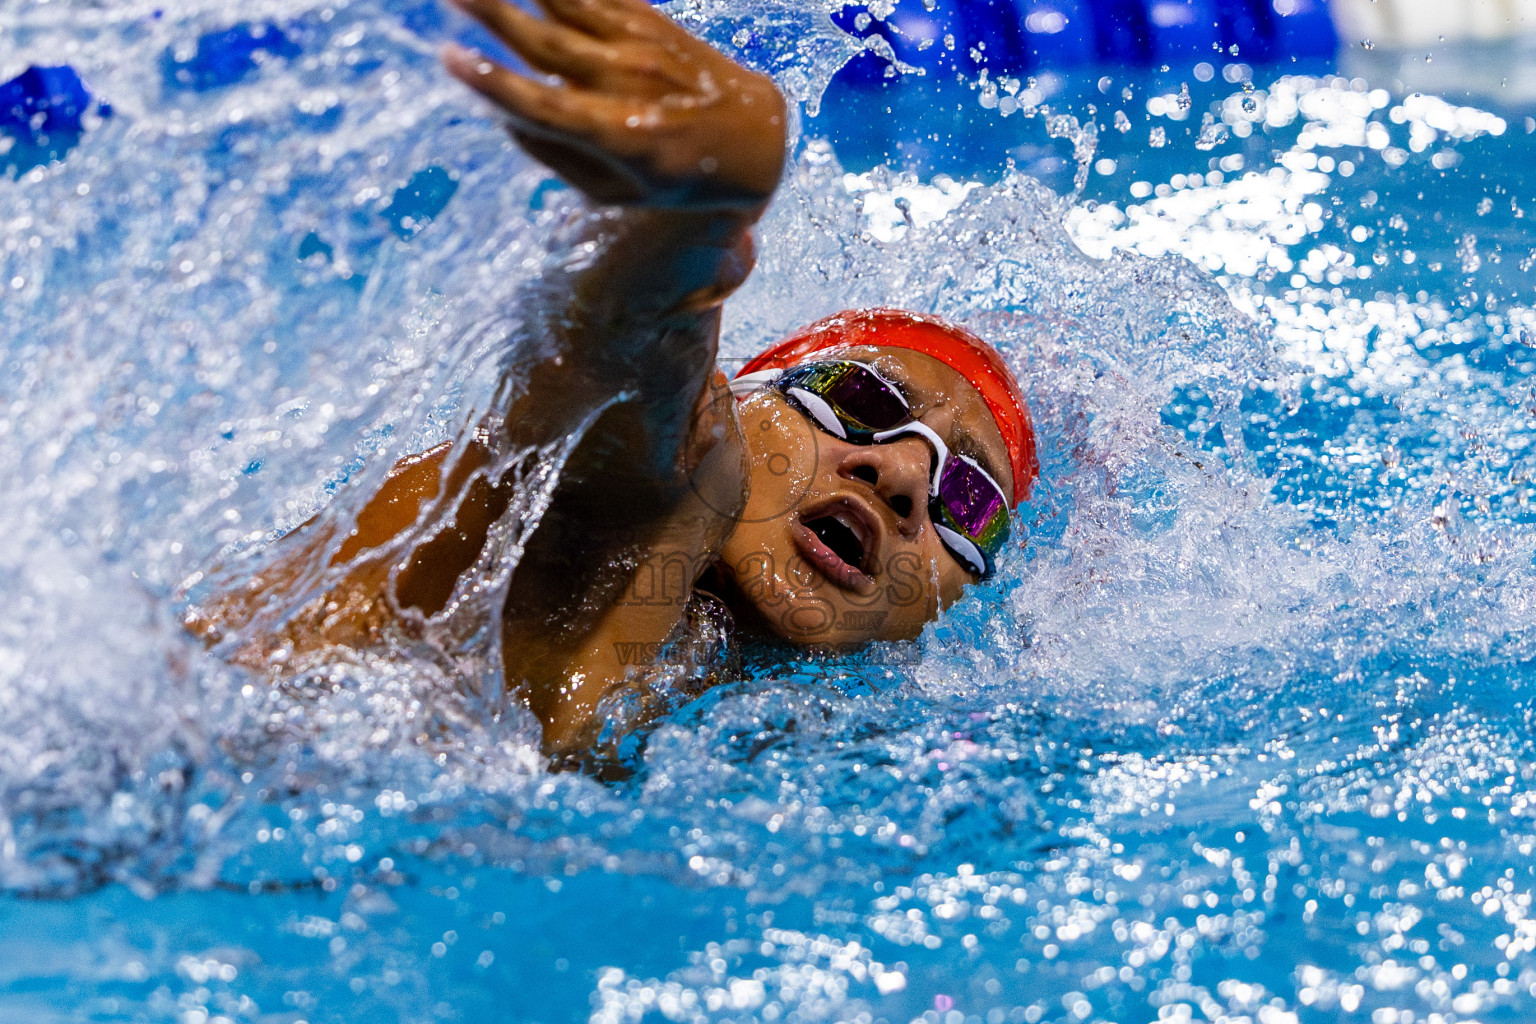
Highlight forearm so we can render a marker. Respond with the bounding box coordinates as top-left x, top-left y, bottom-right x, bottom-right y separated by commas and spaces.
440, 0, 785, 468
501, 205, 757, 482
